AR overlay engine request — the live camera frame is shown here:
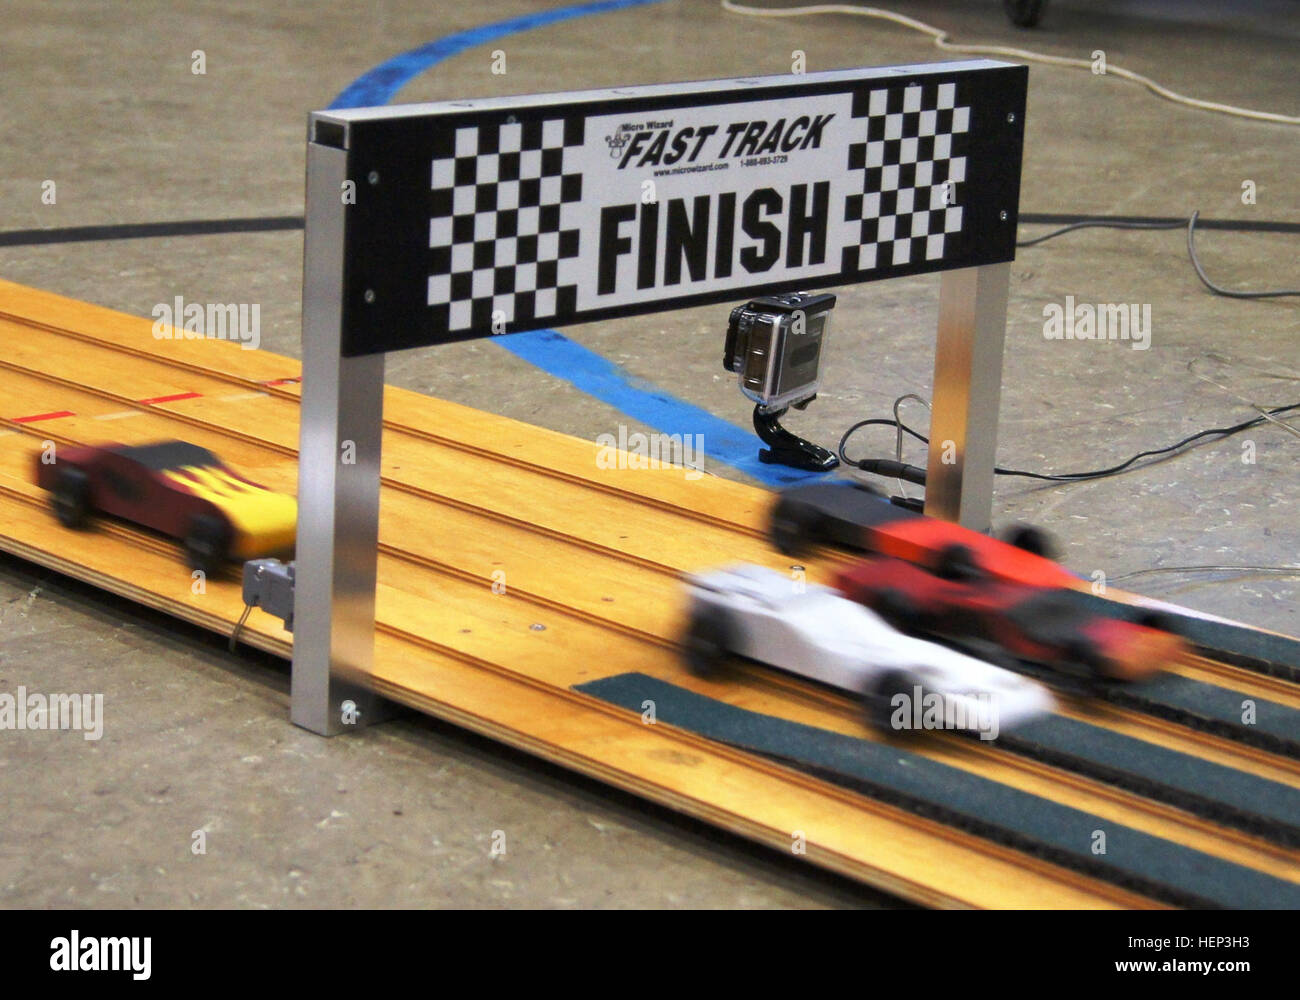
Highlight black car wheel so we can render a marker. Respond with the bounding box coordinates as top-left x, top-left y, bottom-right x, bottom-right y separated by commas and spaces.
935, 543, 983, 582
874, 587, 924, 633
769, 500, 823, 557
866, 668, 926, 734
1064, 636, 1111, 691
51, 466, 93, 529
682, 604, 736, 679
1134, 610, 1178, 634
183, 513, 232, 576
1002, 524, 1058, 560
